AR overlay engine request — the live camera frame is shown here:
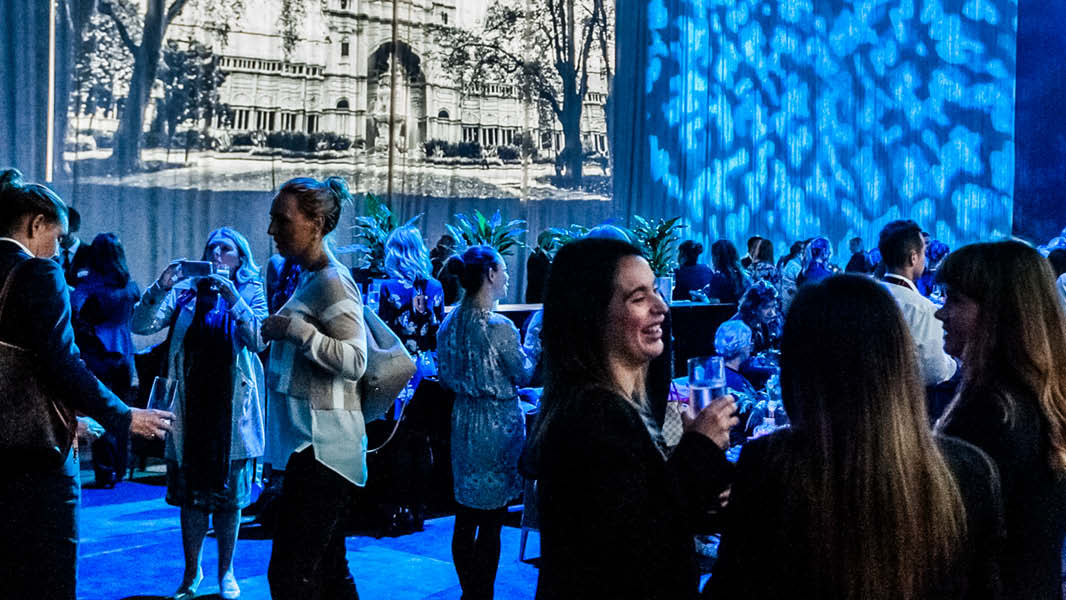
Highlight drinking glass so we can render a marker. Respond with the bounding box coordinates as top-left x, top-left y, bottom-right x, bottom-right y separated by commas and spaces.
687, 356, 727, 411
